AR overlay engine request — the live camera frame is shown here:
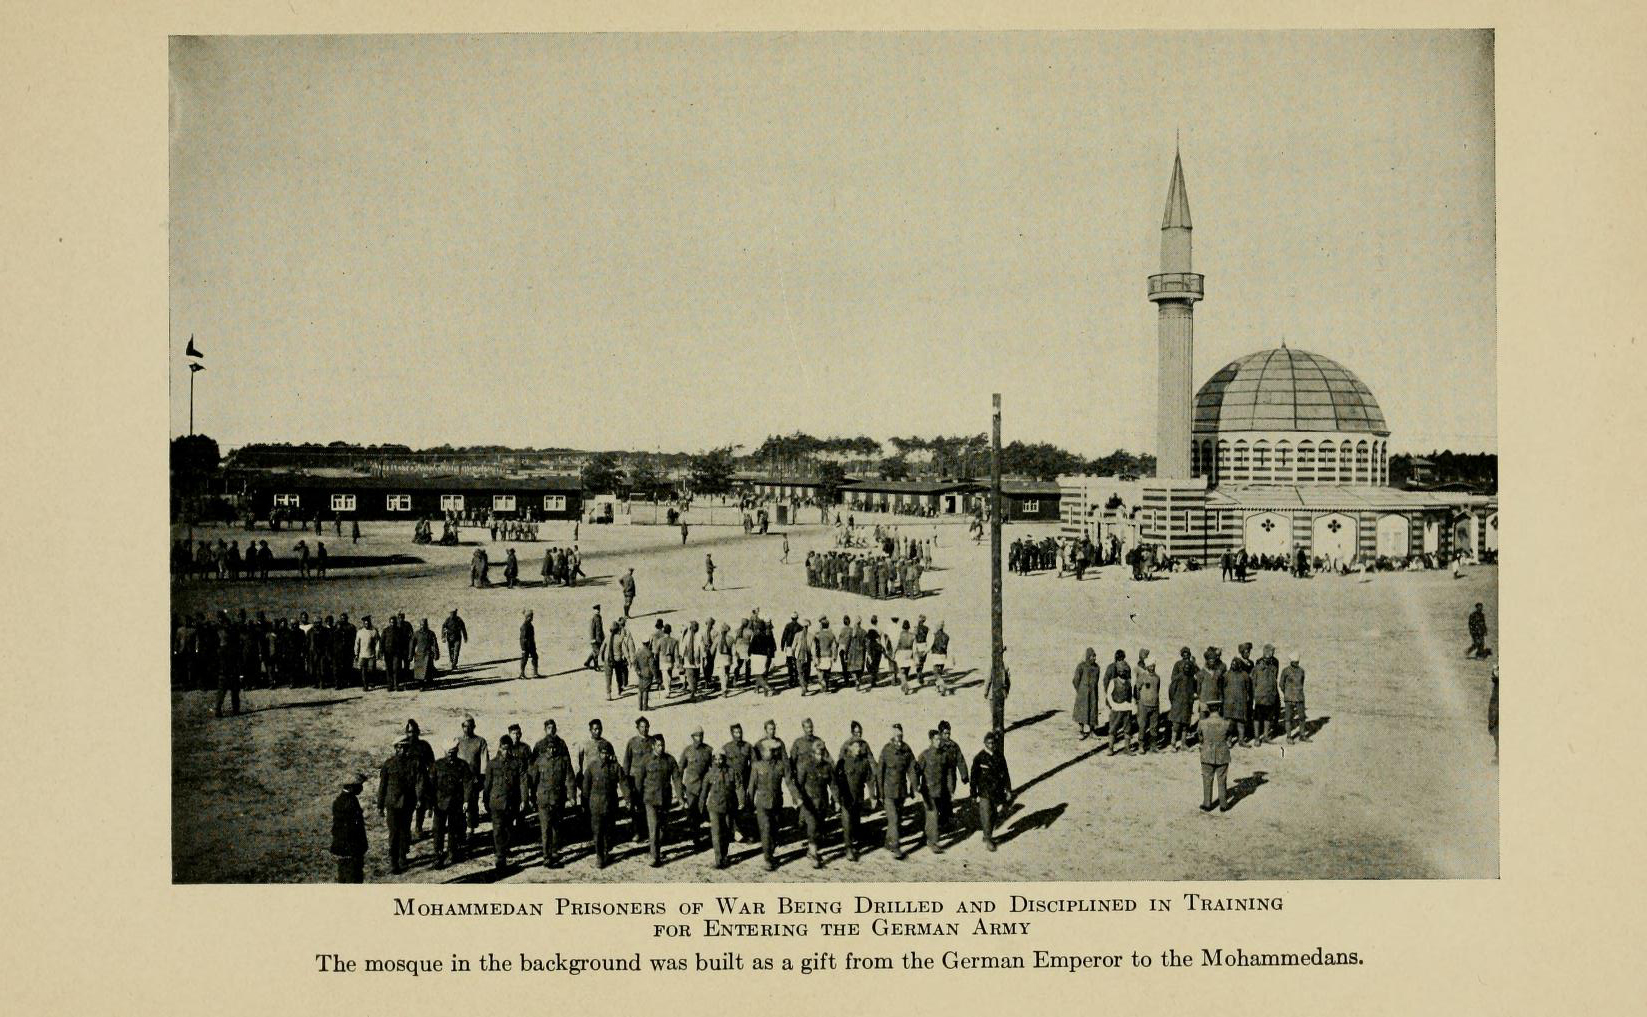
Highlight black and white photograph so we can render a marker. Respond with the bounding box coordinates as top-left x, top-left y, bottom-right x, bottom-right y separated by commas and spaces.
167, 31, 1499, 884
